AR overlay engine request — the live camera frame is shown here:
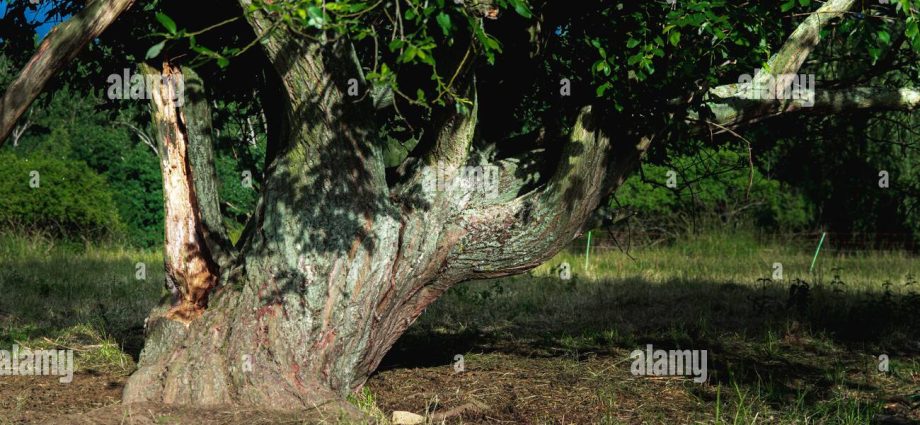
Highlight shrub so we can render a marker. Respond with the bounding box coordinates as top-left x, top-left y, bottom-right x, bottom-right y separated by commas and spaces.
612, 148, 812, 232
0, 152, 123, 239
